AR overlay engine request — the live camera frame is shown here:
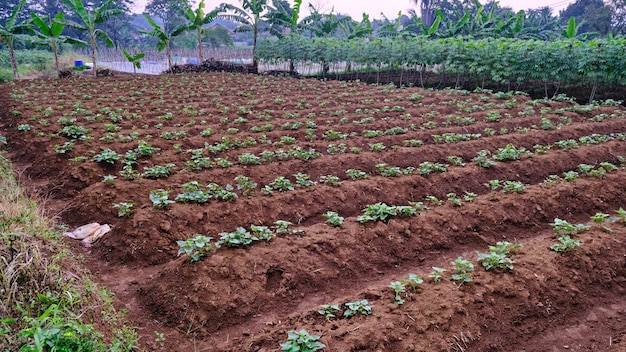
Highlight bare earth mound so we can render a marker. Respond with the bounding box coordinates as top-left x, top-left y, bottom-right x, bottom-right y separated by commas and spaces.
1, 72, 625, 351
